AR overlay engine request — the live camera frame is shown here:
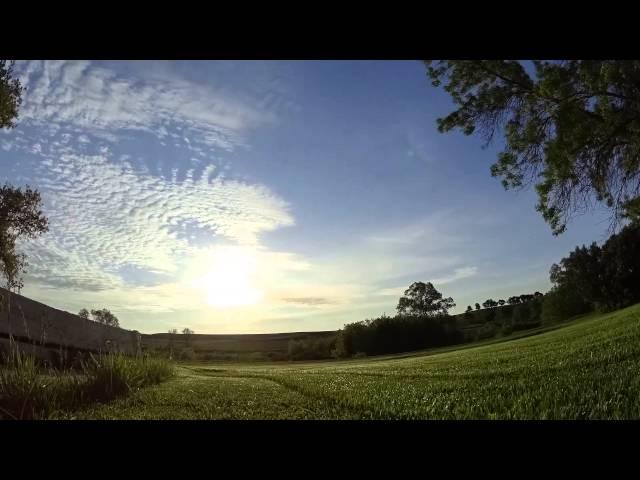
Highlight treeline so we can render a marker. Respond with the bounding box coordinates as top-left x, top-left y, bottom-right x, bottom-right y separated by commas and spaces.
335, 314, 463, 357
543, 222, 640, 323
461, 295, 544, 336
